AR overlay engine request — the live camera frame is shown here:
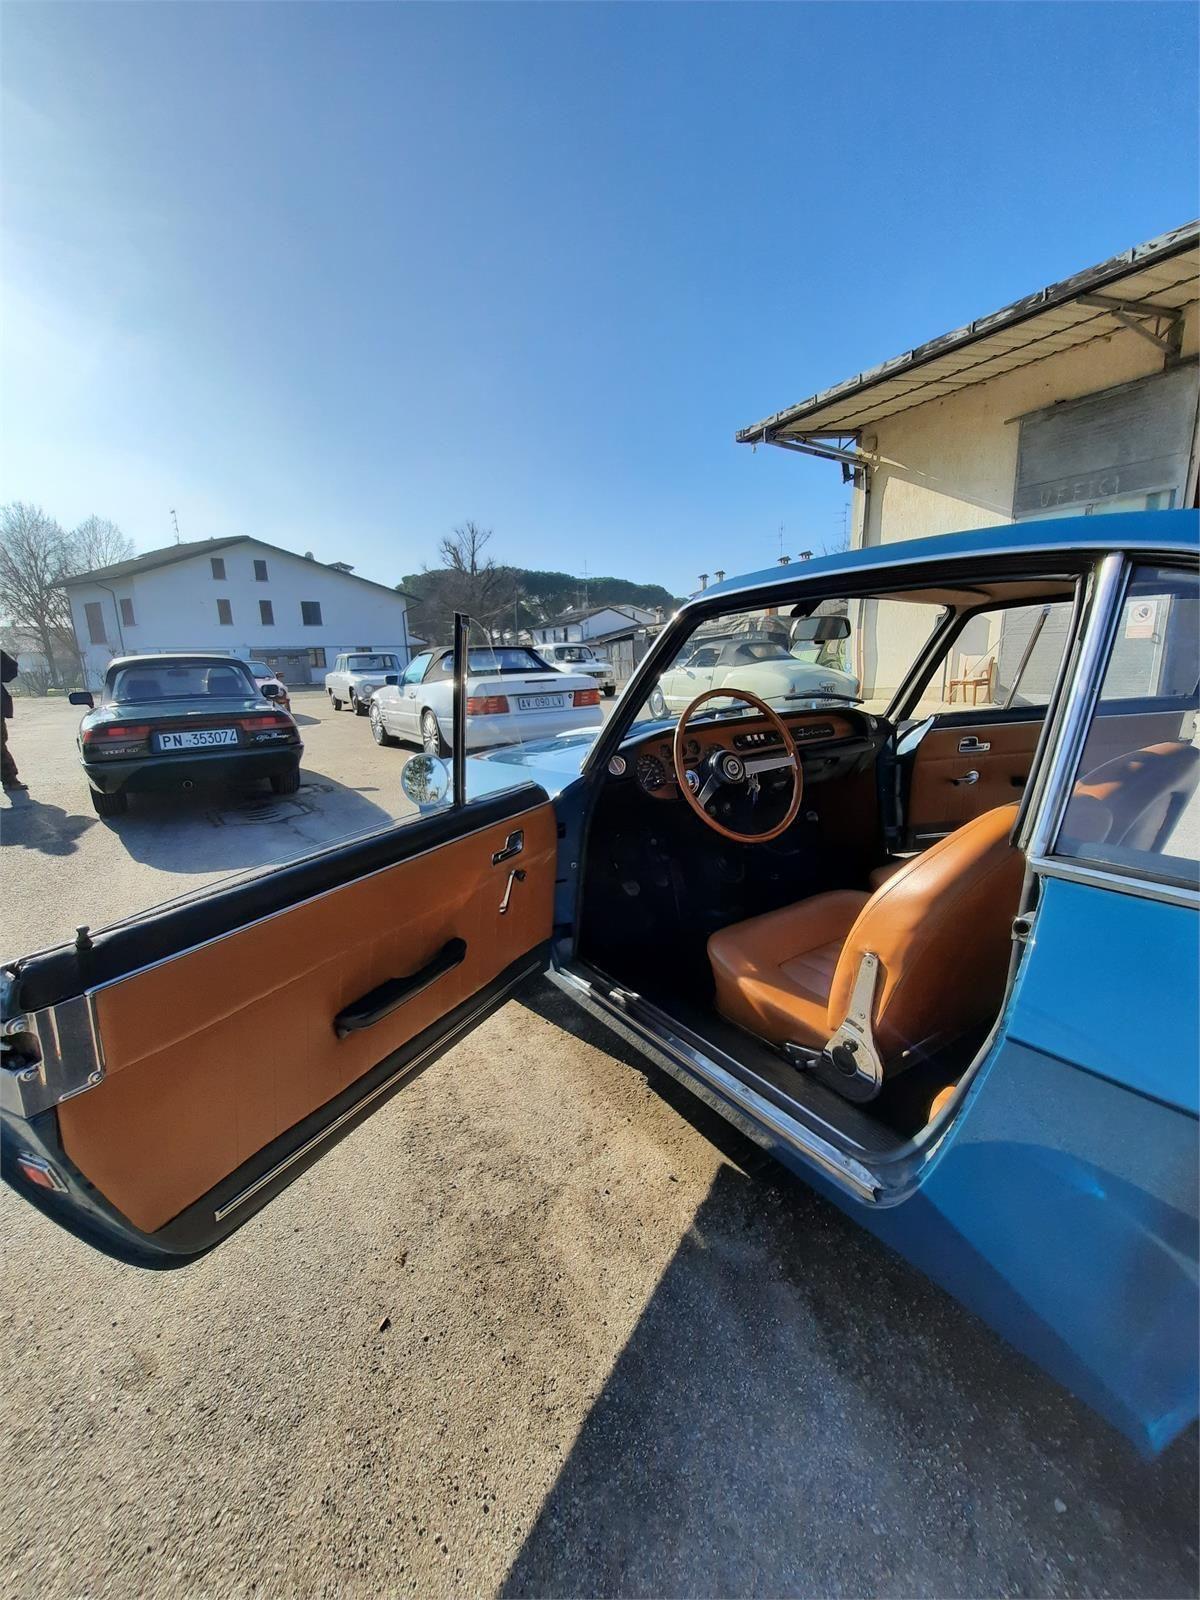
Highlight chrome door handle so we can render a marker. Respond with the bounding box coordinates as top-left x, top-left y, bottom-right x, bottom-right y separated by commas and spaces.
498, 869, 526, 915
952, 770, 980, 786
492, 829, 524, 865
958, 736, 991, 753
